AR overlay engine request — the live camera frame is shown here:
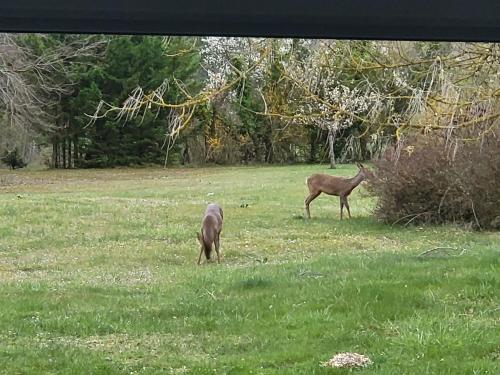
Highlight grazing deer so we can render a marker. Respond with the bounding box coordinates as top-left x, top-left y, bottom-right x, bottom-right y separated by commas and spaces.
197, 203, 223, 265
304, 163, 373, 220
